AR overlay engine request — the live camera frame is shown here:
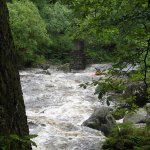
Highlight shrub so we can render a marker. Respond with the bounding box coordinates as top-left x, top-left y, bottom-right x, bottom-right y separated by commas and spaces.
103, 124, 150, 150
